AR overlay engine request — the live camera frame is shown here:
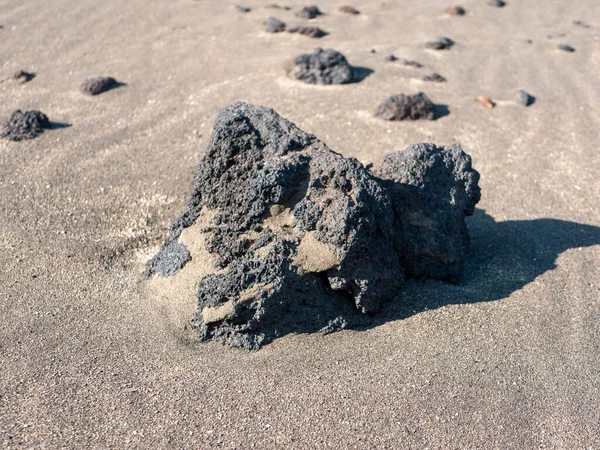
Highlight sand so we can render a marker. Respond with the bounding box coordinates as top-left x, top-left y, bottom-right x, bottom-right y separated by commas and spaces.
1, 0, 599, 448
